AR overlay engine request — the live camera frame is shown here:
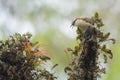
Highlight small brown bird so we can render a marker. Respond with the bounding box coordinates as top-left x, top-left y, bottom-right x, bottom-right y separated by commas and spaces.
71, 17, 94, 31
